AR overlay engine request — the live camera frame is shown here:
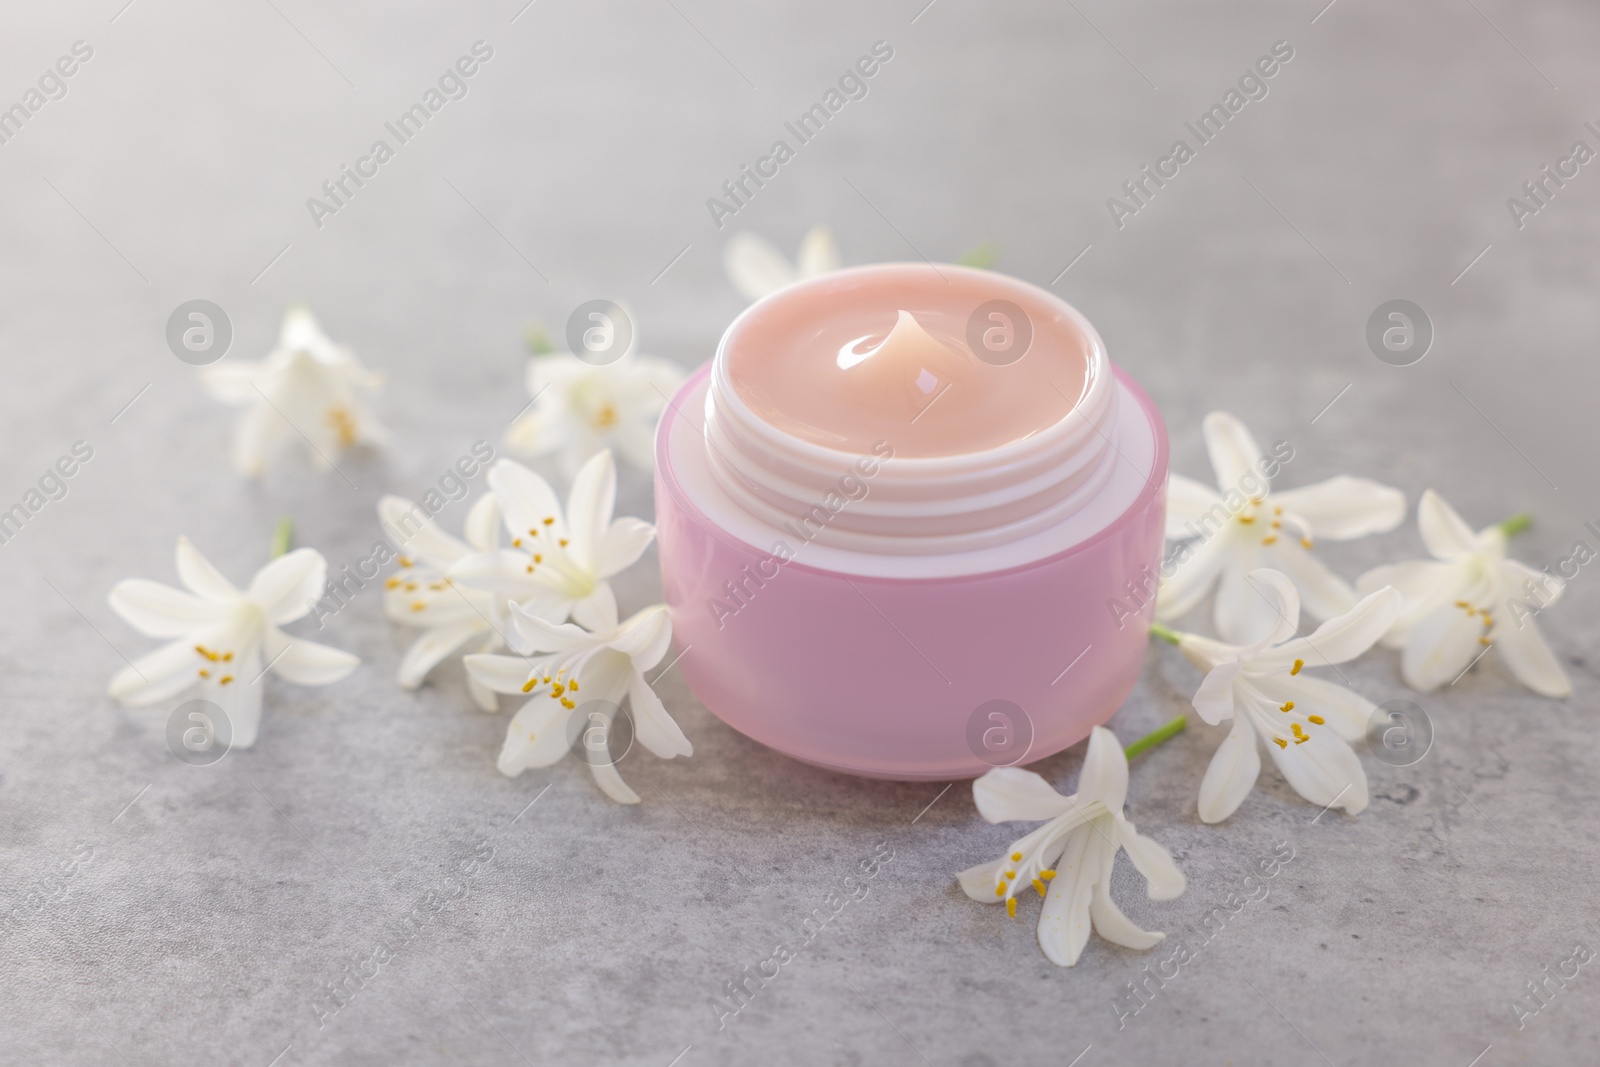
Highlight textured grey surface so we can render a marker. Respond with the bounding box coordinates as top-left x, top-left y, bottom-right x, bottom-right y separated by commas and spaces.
2, 1, 1598, 1064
